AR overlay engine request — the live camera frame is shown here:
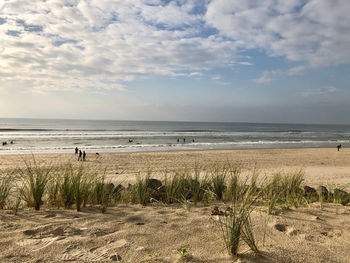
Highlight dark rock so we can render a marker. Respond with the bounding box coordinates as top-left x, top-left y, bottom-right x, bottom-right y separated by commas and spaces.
146, 178, 162, 190
318, 186, 330, 201
334, 188, 350, 205
103, 183, 115, 194
113, 184, 125, 198
303, 186, 318, 200
146, 178, 164, 201
151, 185, 166, 201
